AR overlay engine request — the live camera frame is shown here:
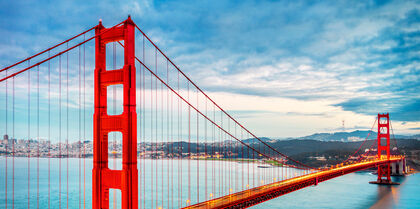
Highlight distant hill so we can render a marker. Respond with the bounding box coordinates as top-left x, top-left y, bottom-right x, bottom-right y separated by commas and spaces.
296, 130, 413, 142
241, 130, 419, 144
262, 138, 420, 156
242, 137, 274, 144
266, 139, 420, 168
